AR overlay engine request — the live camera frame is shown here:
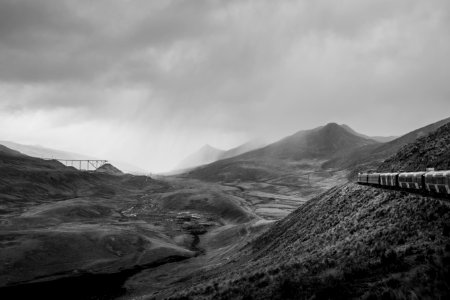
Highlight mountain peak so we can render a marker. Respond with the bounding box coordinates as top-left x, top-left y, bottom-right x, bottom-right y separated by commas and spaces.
176, 144, 225, 170
319, 122, 347, 133
324, 122, 341, 128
